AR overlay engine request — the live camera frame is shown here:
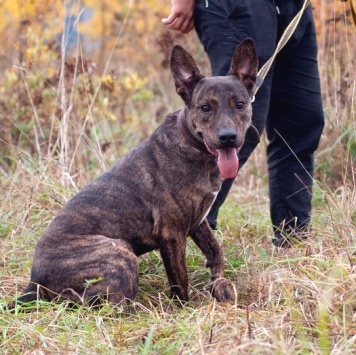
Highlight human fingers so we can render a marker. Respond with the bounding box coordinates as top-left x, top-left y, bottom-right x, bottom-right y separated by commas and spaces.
161, 12, 178, 26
